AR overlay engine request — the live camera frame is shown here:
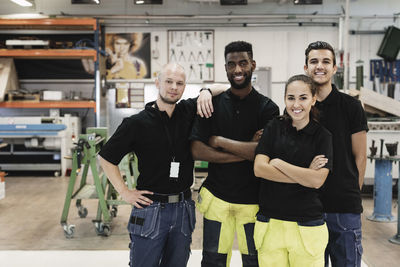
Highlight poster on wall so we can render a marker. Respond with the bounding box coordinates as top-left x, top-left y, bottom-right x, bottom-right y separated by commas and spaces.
105, 33, 151, 80
168, 30, 214, 83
